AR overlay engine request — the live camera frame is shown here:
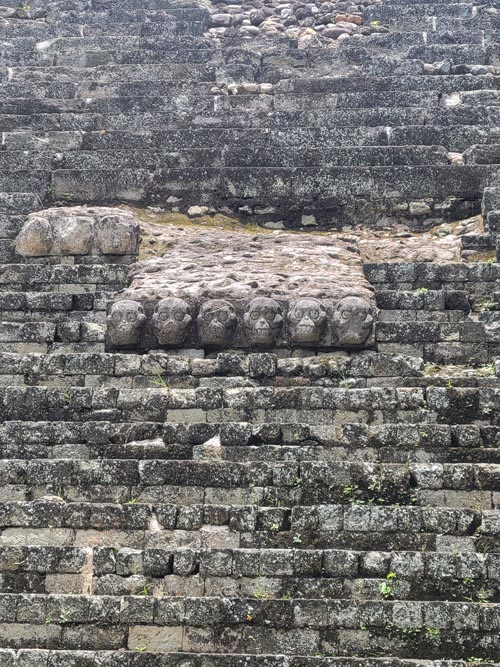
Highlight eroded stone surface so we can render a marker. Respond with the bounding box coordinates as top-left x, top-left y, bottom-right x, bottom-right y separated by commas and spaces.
152, 297, 193, 347
106, 300, 146, 348
15, 207, 140, 257
109, 225, 376, 350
